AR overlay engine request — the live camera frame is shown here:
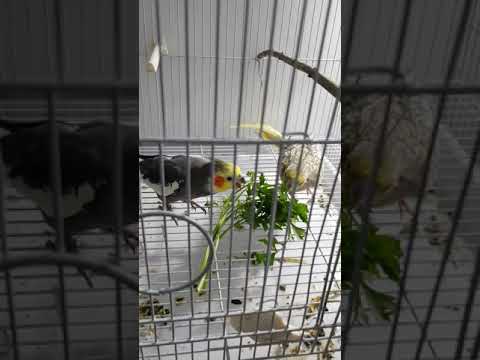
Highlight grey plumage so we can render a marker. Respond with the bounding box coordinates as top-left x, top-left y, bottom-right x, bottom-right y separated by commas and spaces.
0, 119, 139, 286
139, 154, 245, 214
